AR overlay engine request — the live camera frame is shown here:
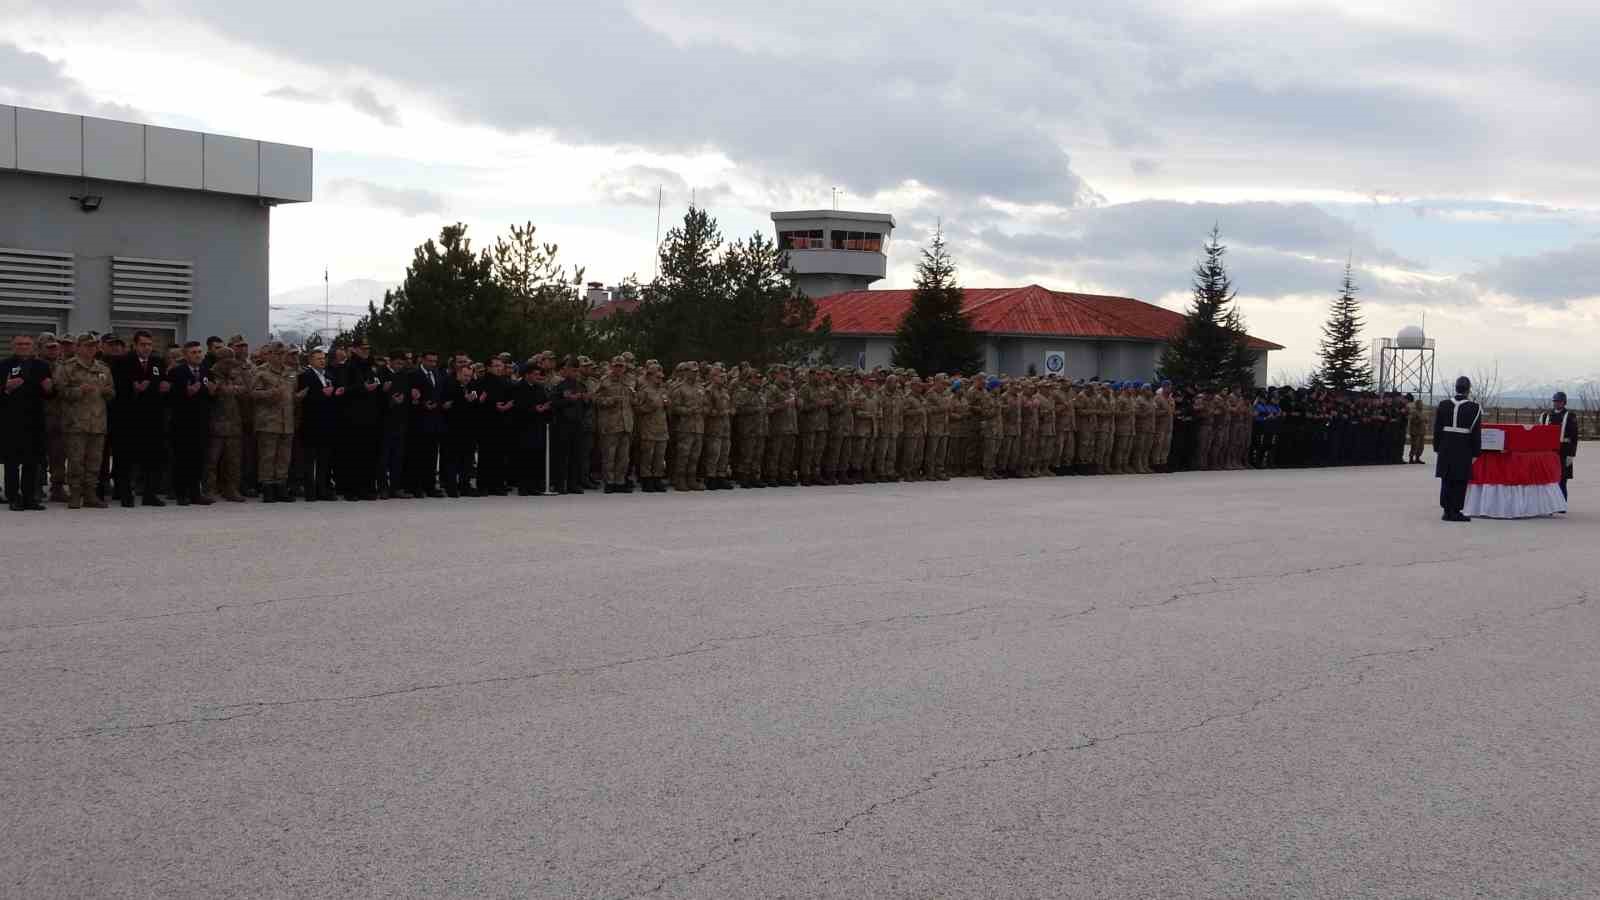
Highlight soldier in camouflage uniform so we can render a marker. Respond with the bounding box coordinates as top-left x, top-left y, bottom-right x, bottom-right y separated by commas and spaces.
968, 379, 999, 478
251, 342, 298, 502
667, 362, 707, 491
1054, 381, 1075, 476
1074, 383, 1097, 475
850, 372, 878, 483
1130, 386, 1155, 474
1152, 387, 1175, 472
56, 333, 115, 508
925, 374, 951, 481
1034, 380, 1055, 477
1191, 393, 1214, 470
1019, 381, 1041, 477
944, 378, 966, 477
996, 380, 1021, 477
734, 367, 768, 487
38, 333, 68, 502
206, 346, 247, 501
702, 364, 734, 490
898, 376, 927, 480
632, 361, 670, 492
797, 367, 830, 485
871, 372, 898, 481
1108, 385, 1134, 474
822, 367, 853, 485
595, 356, 634, 493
